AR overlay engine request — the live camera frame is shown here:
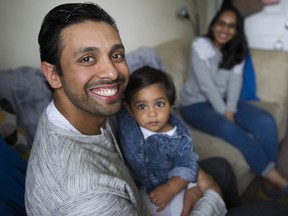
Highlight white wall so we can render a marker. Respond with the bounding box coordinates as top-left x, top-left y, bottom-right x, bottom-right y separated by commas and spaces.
0, 0, 196, 69
195, 0, 222, 34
